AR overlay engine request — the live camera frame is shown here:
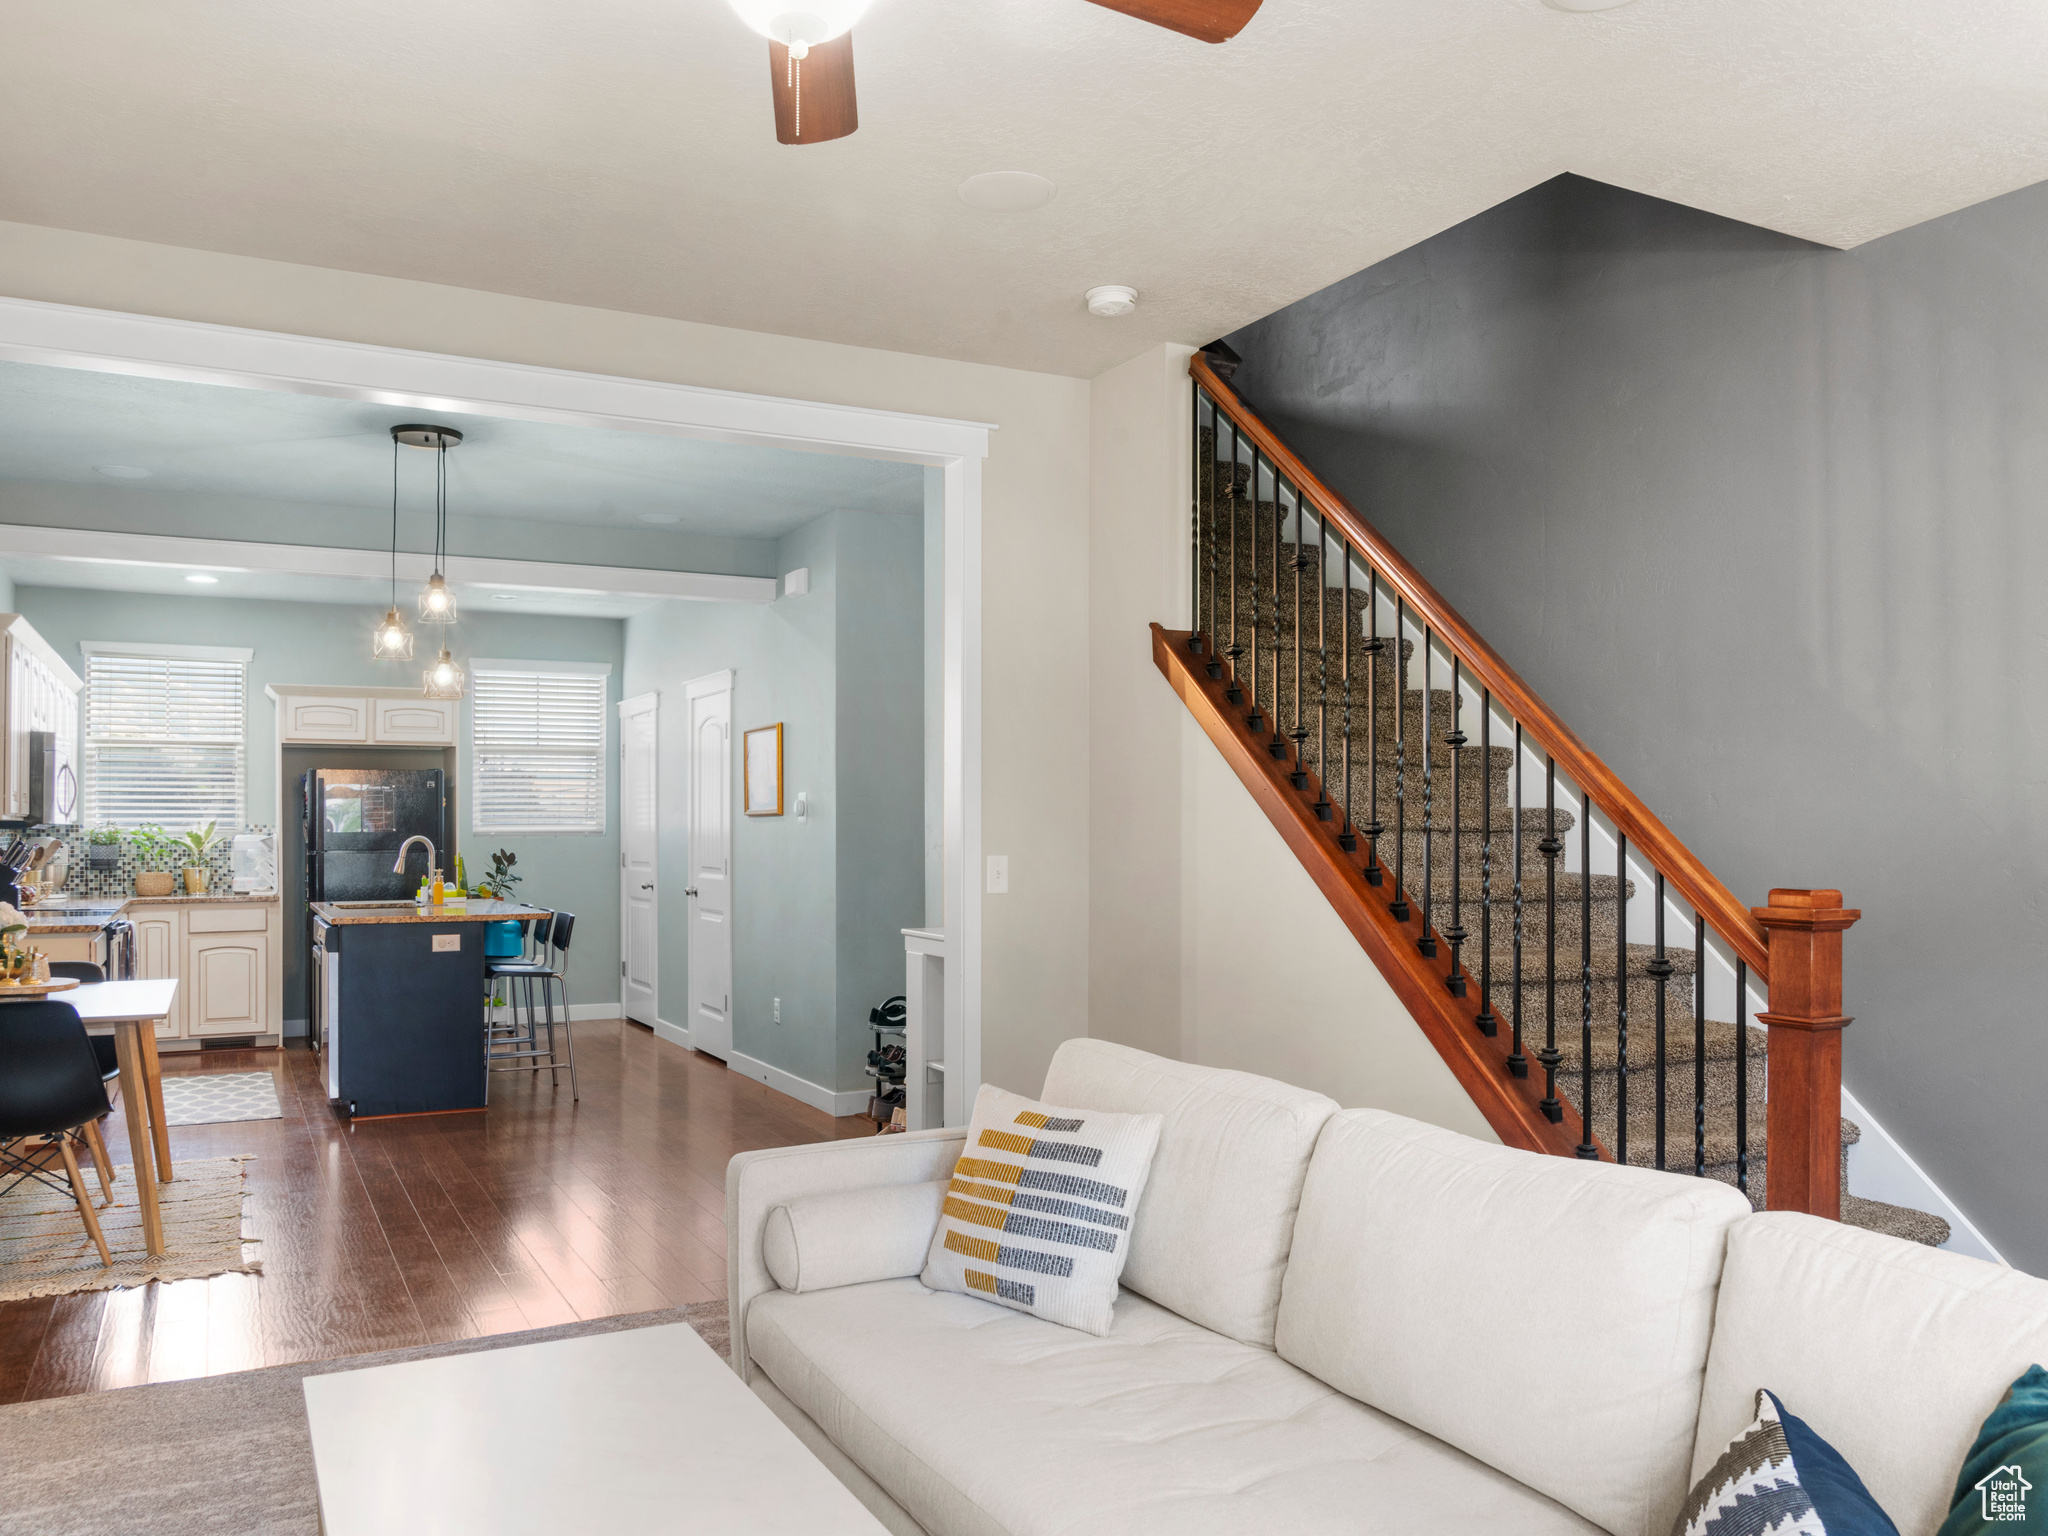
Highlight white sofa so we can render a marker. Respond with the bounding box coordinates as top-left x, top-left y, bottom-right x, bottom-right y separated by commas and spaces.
726, 1039, 2048, 1536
